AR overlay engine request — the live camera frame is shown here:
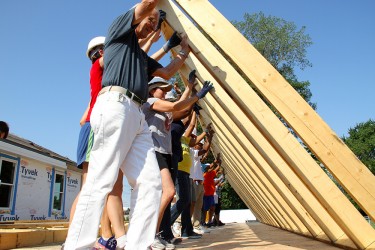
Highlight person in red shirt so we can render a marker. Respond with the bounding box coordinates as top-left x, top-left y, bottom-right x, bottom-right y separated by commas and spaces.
70, 36, 125, 250
202, 154, 222, 227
